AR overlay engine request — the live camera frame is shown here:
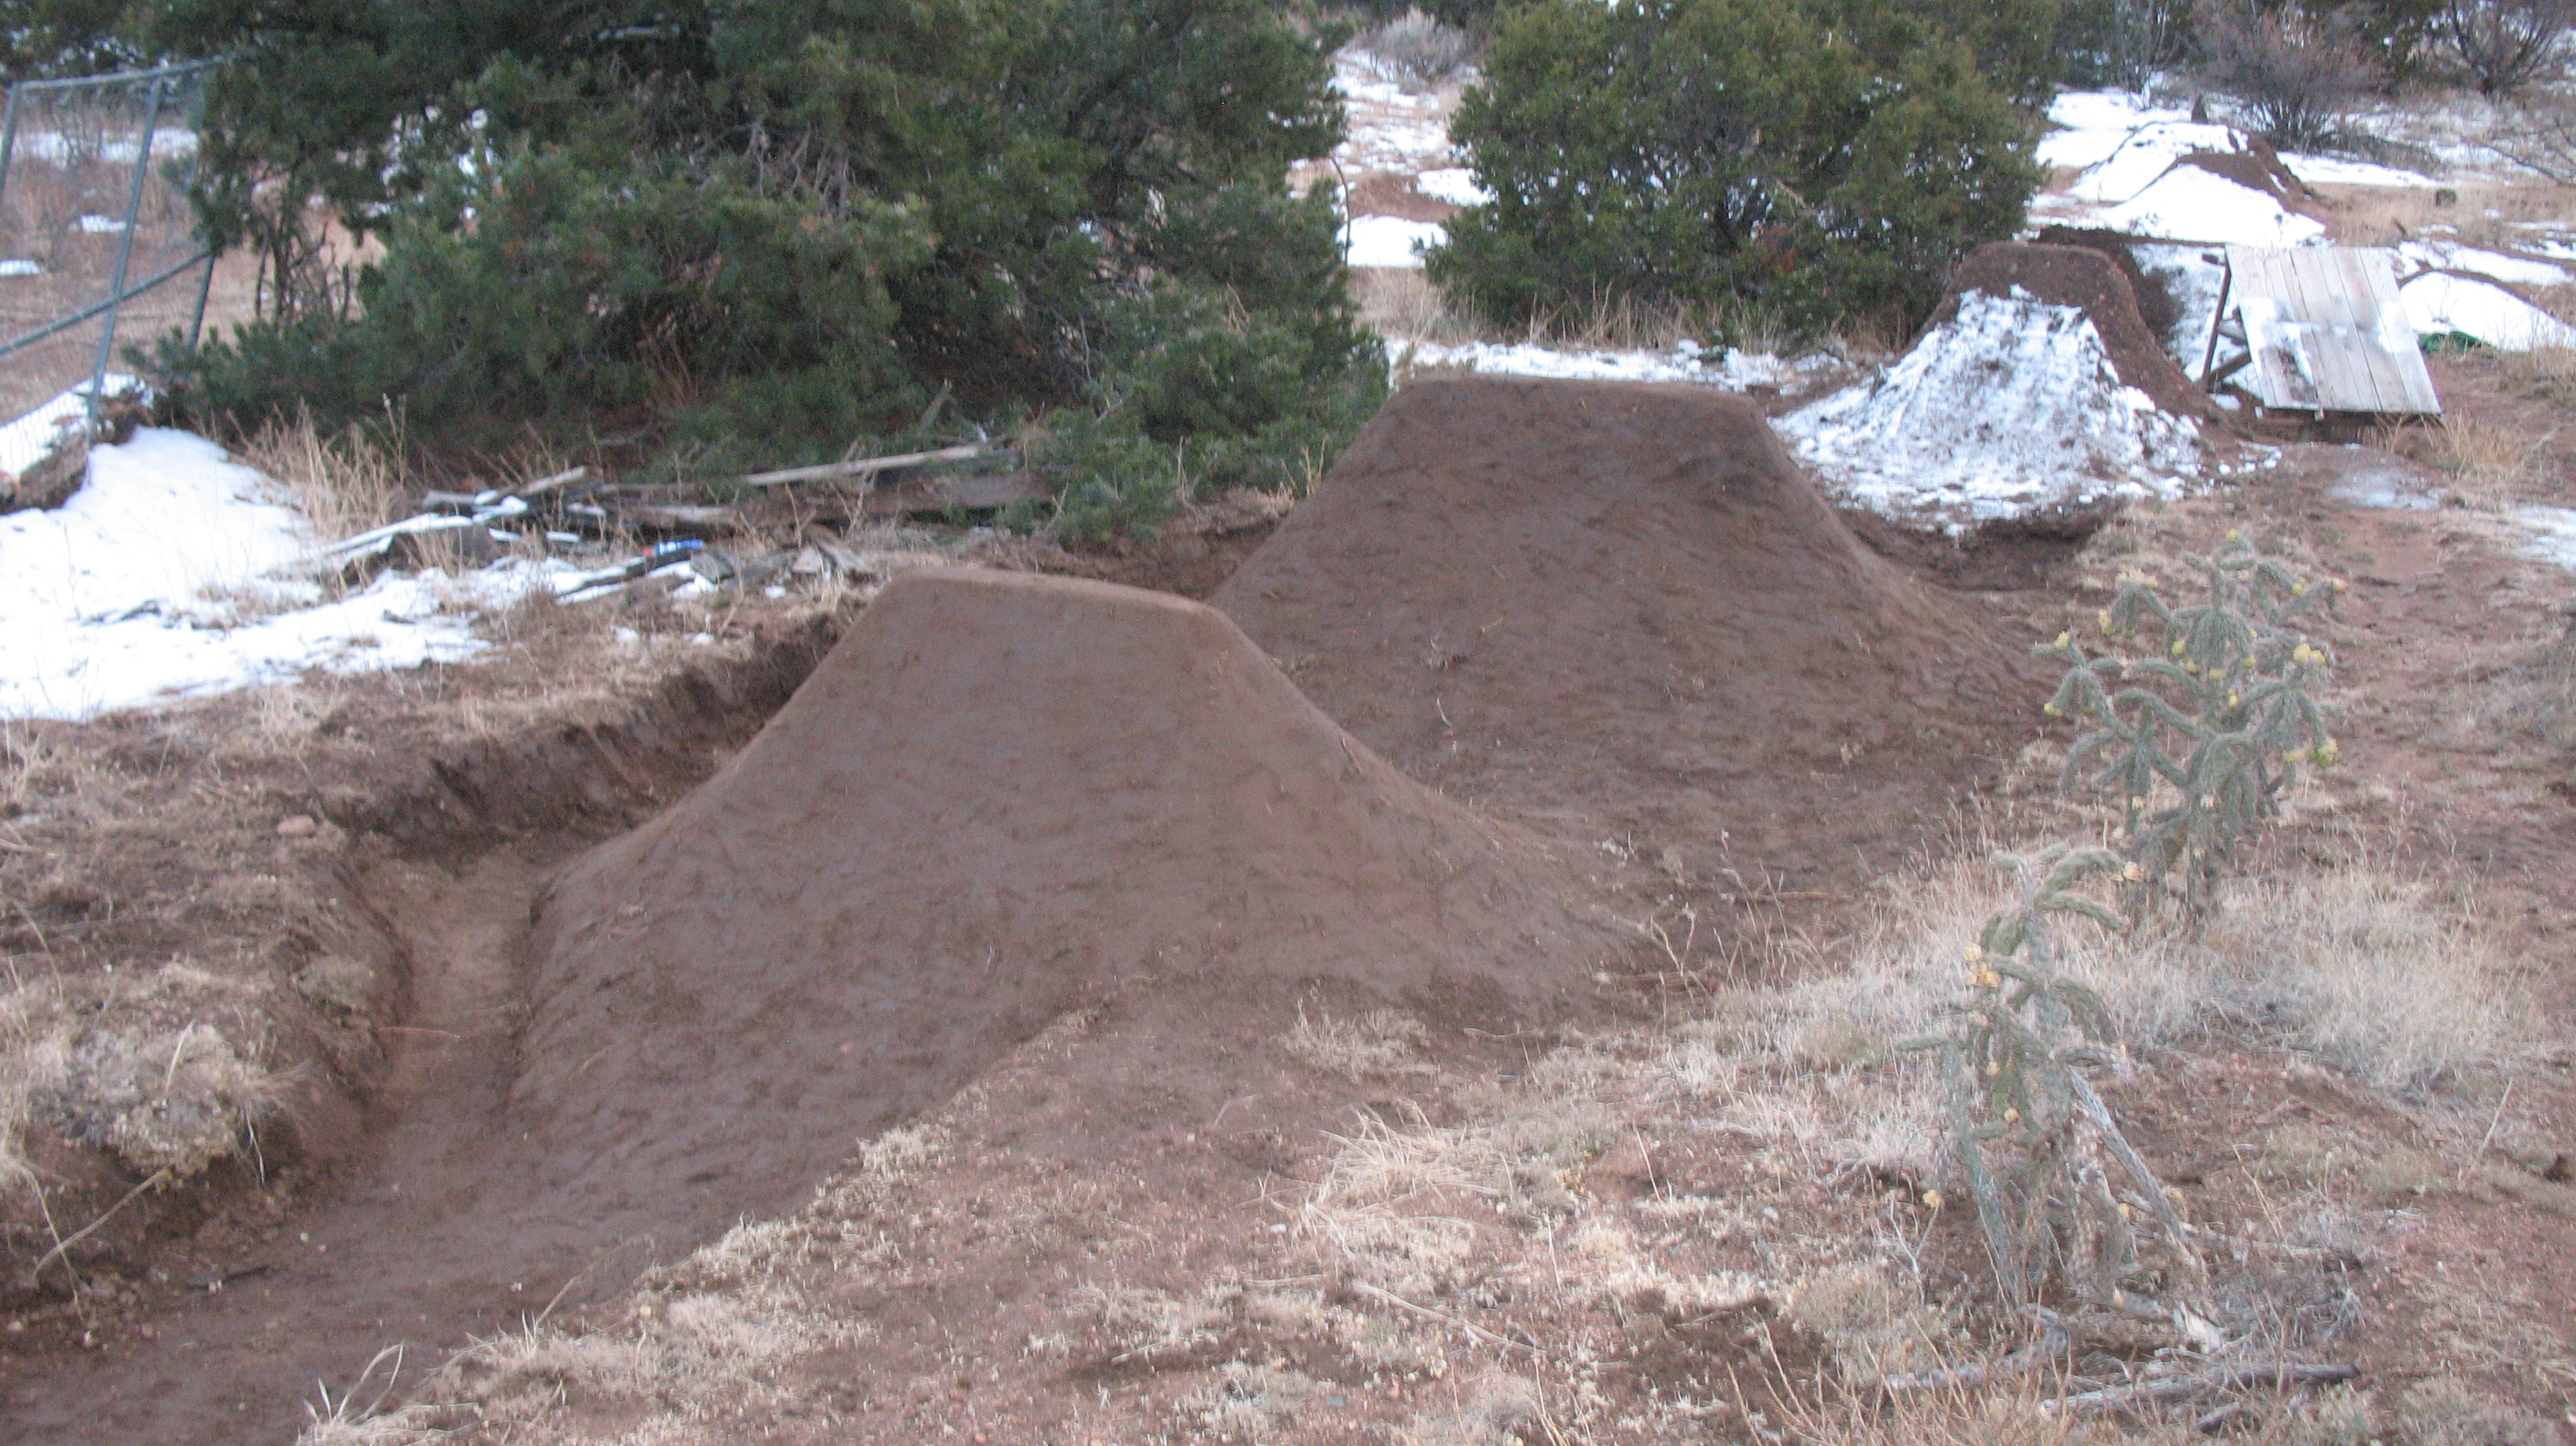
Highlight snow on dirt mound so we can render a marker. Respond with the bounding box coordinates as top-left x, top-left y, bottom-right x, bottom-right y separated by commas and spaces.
1212, 375, 2053, 889
517, 568, 1596, 1225
1782, 288, 2204, 526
